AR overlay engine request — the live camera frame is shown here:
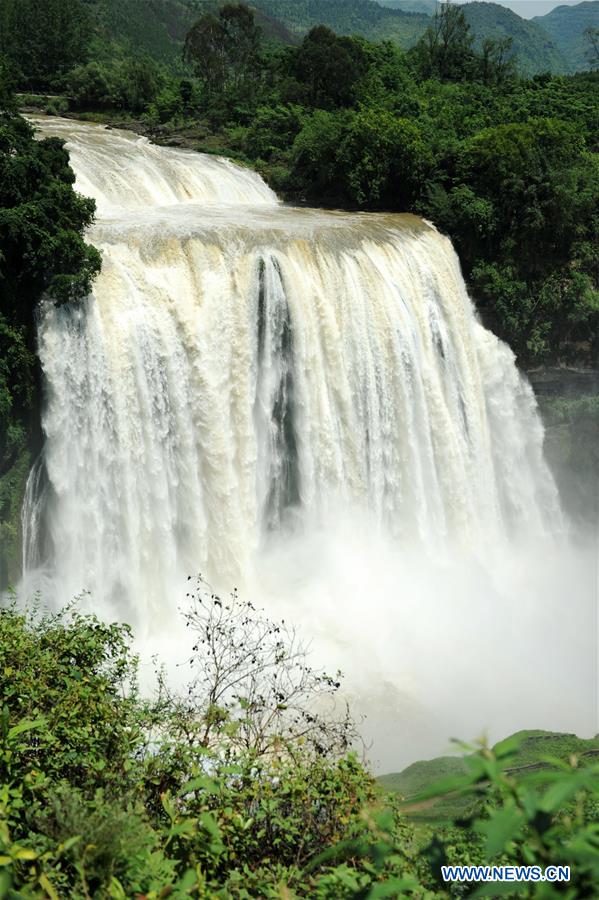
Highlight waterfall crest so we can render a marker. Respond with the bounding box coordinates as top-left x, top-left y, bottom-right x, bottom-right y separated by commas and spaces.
24, 119, 562, 621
